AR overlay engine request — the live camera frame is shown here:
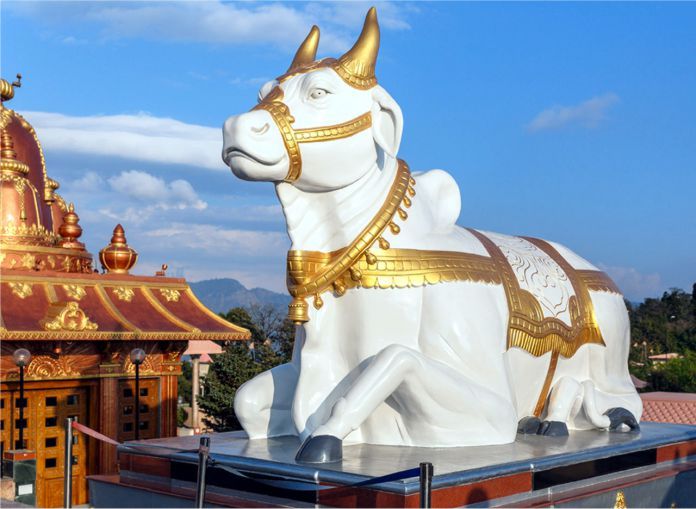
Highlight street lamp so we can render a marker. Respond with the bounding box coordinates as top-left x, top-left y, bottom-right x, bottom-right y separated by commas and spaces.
12, 349, 31, 449
129, 348, 146, 440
